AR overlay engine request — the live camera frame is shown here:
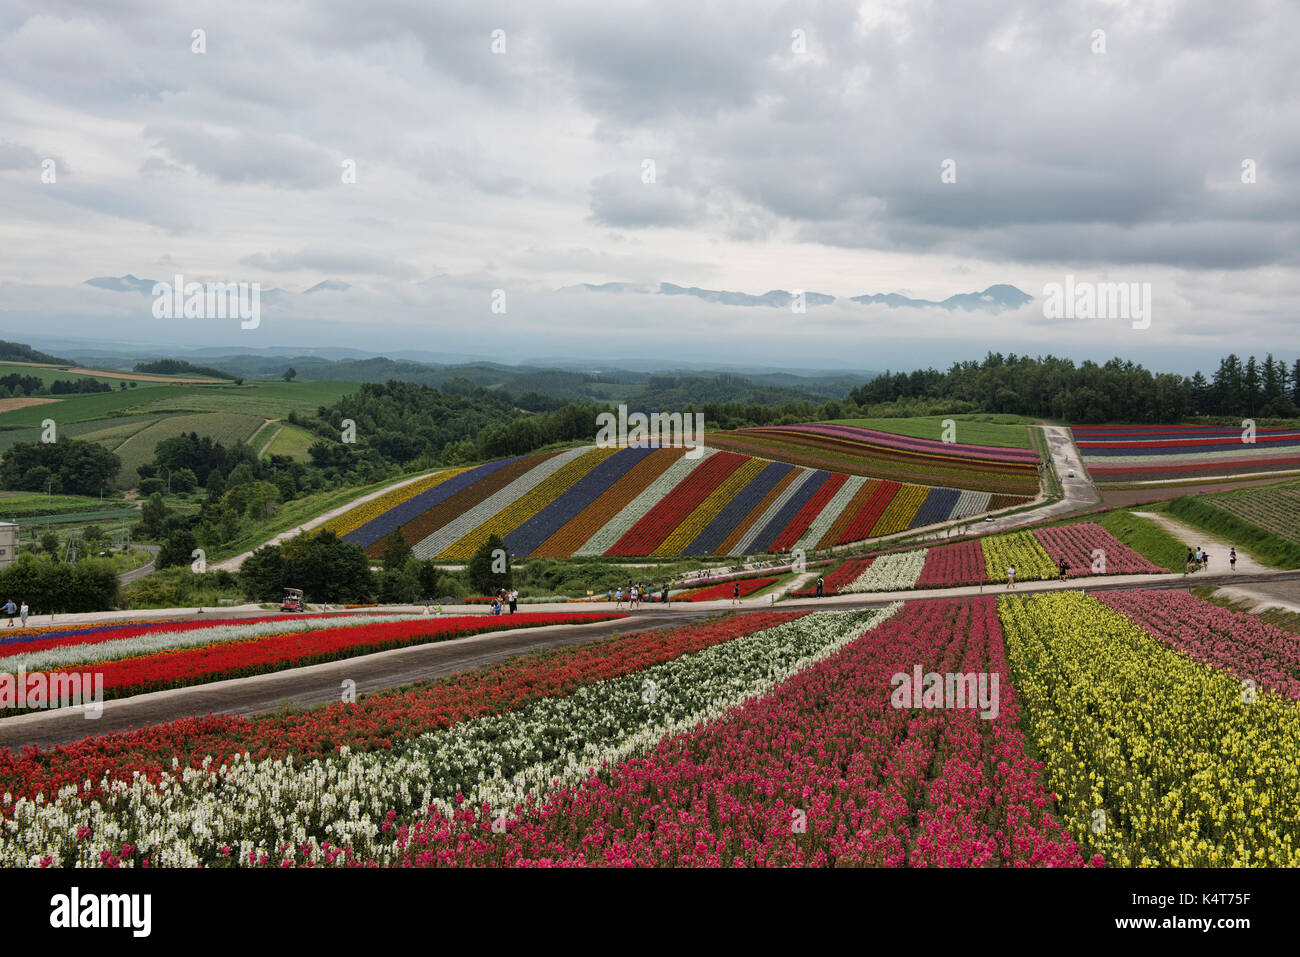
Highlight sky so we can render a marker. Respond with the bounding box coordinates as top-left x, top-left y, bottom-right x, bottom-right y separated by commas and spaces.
0, 0, 1296, 374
